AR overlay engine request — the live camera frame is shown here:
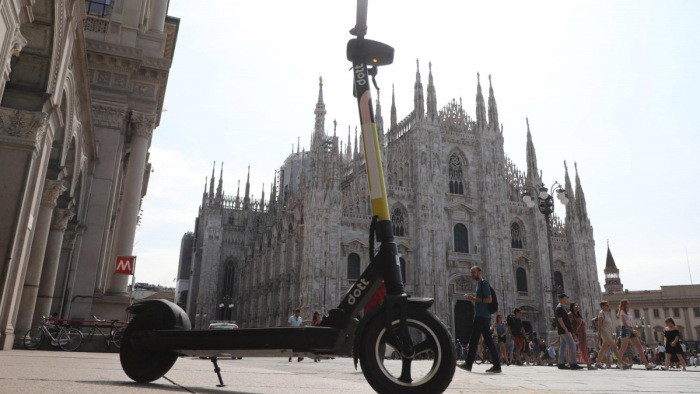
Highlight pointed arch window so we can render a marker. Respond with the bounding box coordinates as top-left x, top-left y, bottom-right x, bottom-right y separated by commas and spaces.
554, 271, 564, 292
223, 261, 235, 297
516, 268, 528, 293
391, 207, 406, 237
511, 222, 524, 249
454, 223, 469, 253
347, 253, 361, 281
448, 153, 465, 195
399, 257, 407, 283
